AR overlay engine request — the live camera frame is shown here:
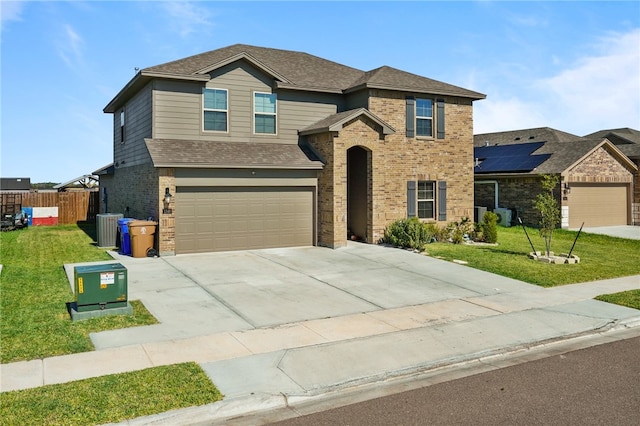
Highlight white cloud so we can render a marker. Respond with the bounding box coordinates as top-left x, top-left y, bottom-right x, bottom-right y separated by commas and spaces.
57, 24, 85, 70
474, 97, 548, 134
475, 28, 640, 135
538, 29, 640, 134
162, 1, 214, 39
0, 0, 27, 29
